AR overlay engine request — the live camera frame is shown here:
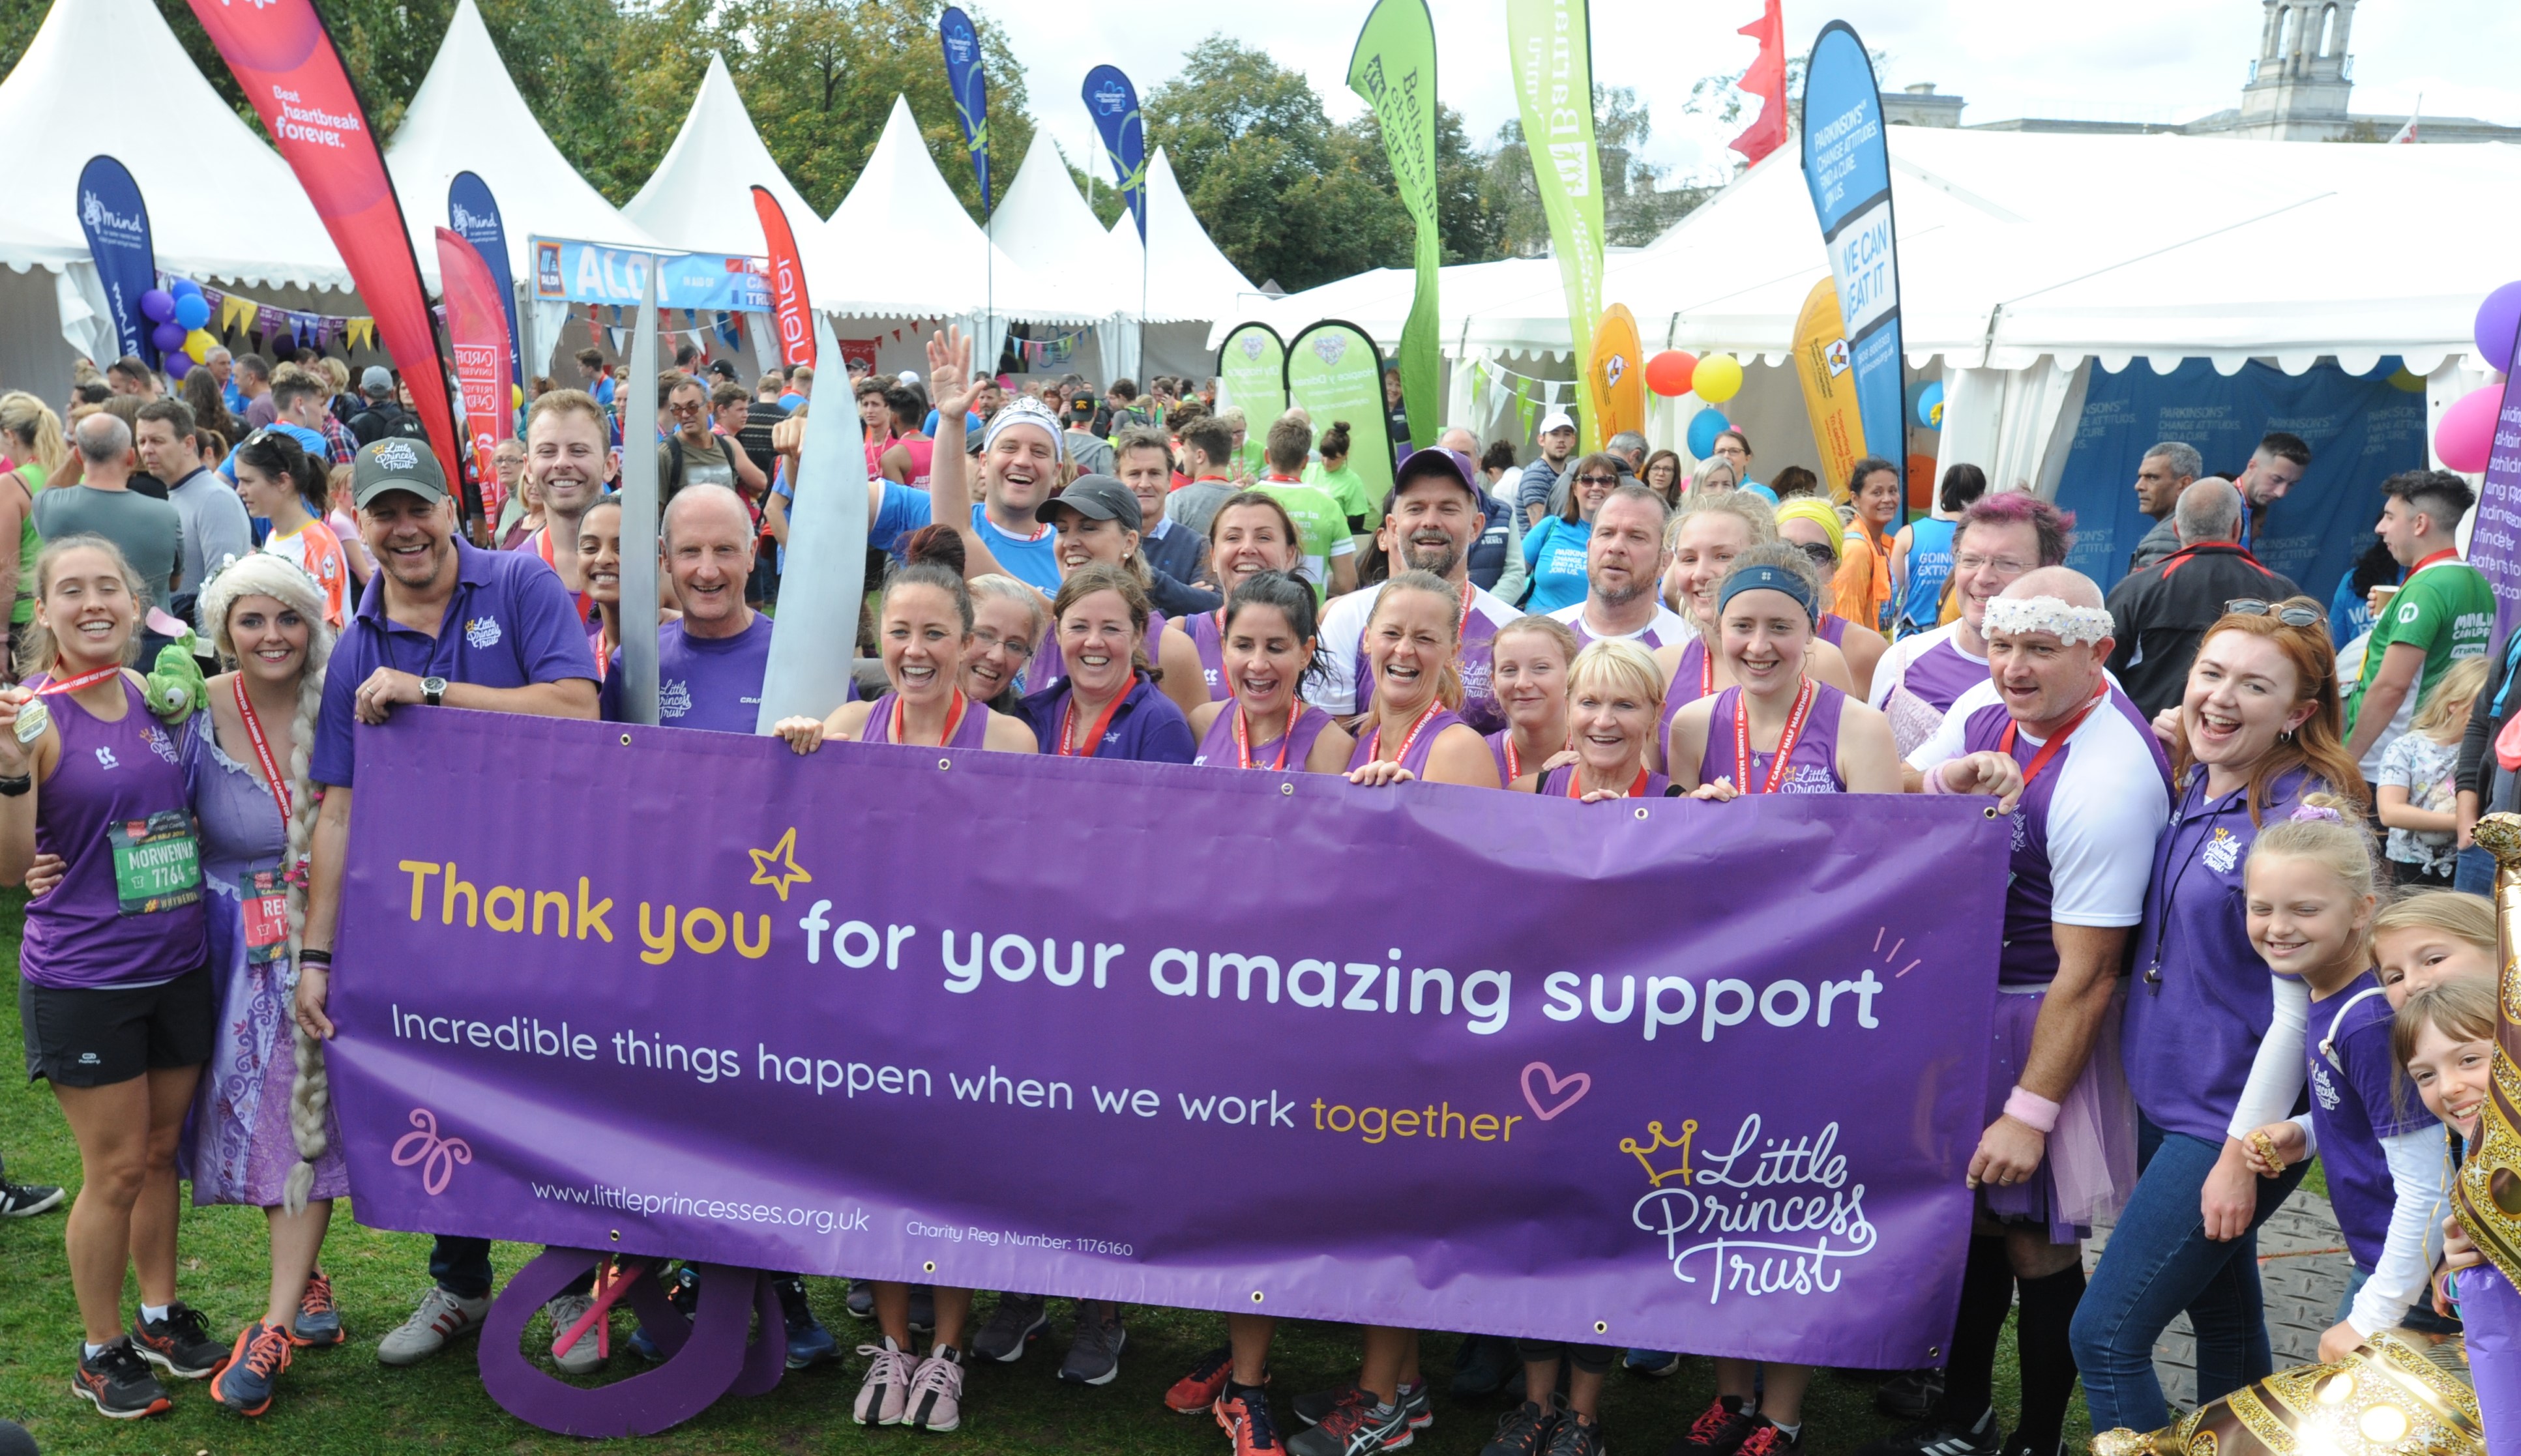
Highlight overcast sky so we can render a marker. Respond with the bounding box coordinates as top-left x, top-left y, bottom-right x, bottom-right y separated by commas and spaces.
990, 1, 2521, 184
